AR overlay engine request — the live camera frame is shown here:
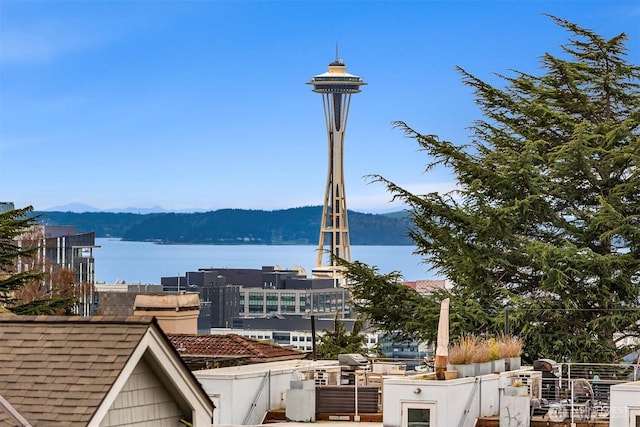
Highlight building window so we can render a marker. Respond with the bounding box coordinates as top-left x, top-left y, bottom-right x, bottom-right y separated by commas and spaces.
266, 292, 278, 312
249, 292, 264, 313
312, 294, 325, 312
280, 292, 296, 312
402, 402, 435, 427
